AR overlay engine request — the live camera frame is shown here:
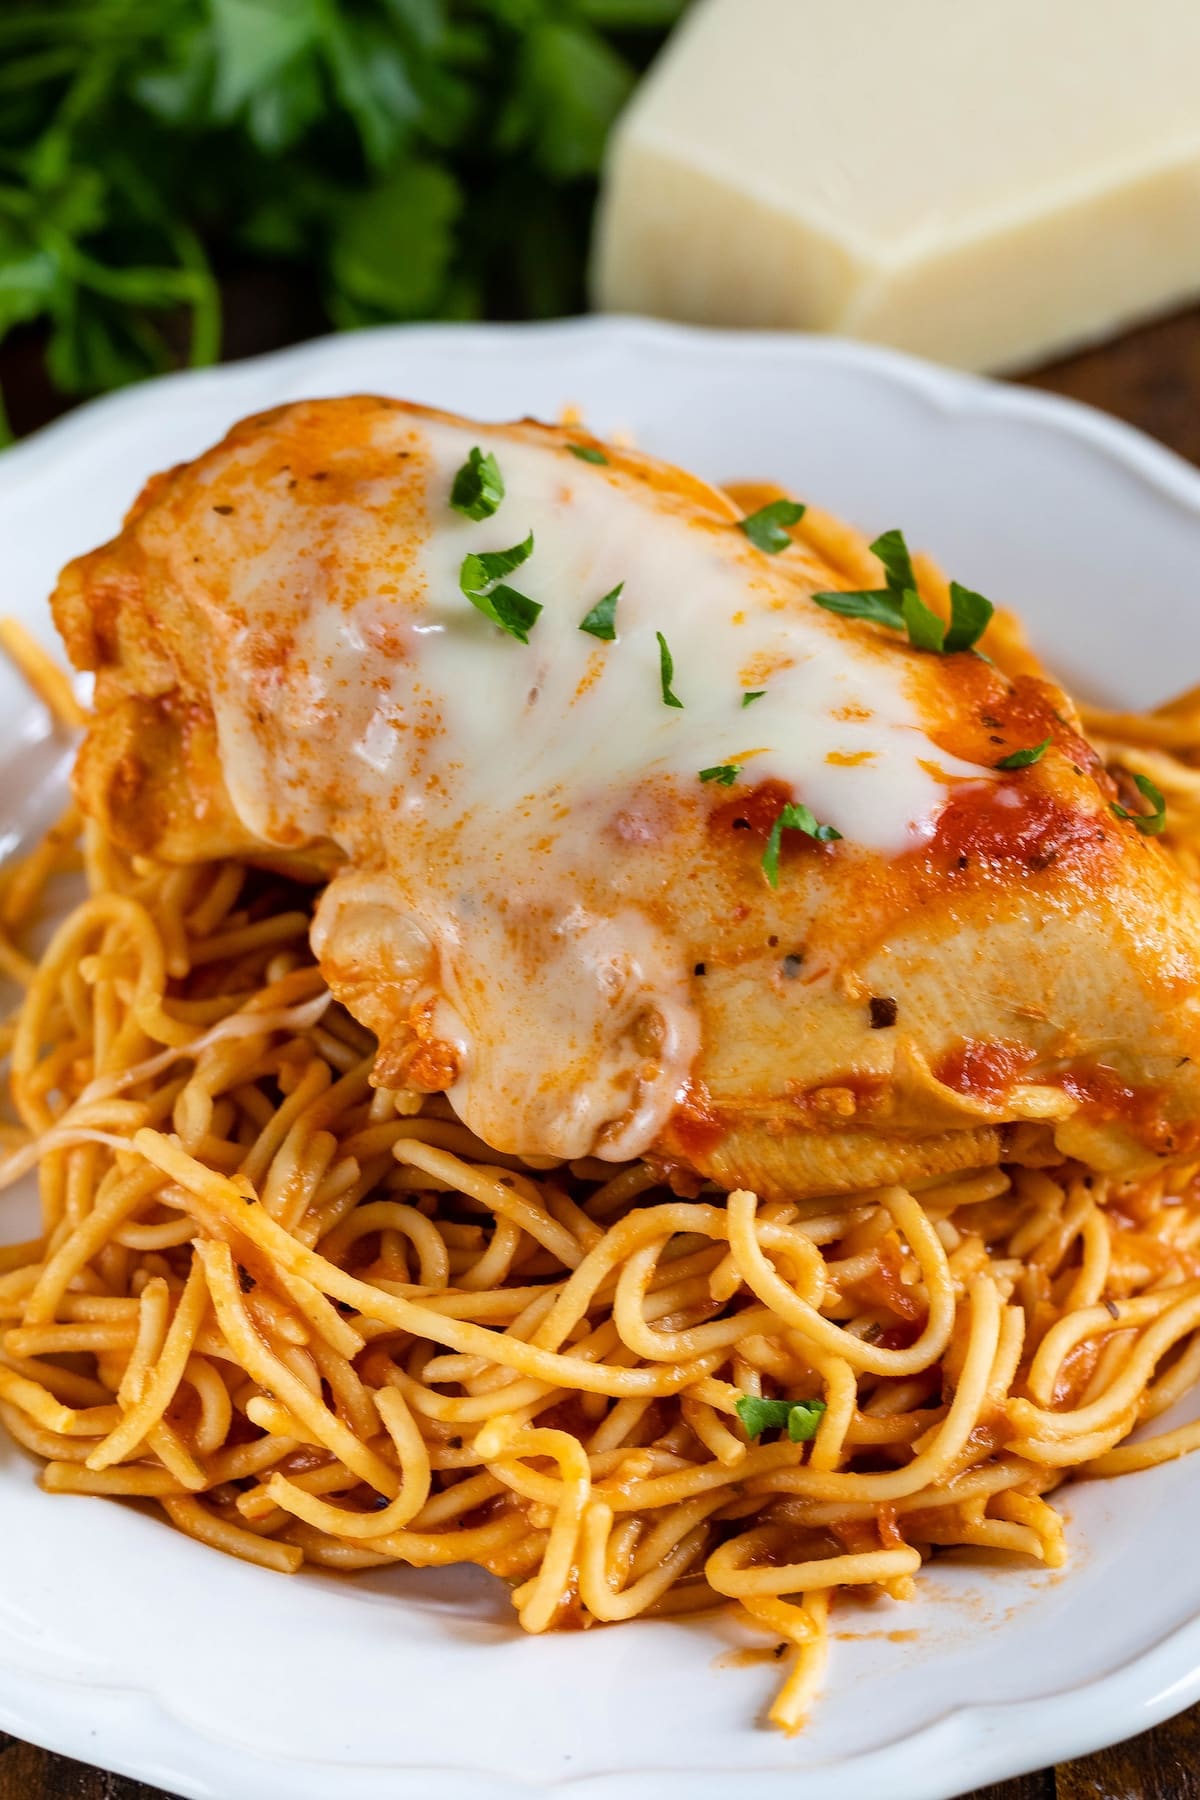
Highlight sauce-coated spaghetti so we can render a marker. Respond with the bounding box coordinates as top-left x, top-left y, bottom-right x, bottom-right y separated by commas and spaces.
3, 533, 1200, 1732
